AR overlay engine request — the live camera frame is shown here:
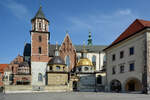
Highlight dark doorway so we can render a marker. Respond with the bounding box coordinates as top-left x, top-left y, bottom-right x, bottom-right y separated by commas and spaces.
128, 82, 135, 91
73, 81, 77, 91
110, 80, 122, 92
125, 78, 142, 92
